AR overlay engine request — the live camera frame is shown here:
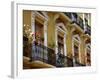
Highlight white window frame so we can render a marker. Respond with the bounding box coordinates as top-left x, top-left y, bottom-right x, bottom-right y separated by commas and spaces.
55, 23, 67, 56
31, 11, 48, 46
72, 34, 81, 66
